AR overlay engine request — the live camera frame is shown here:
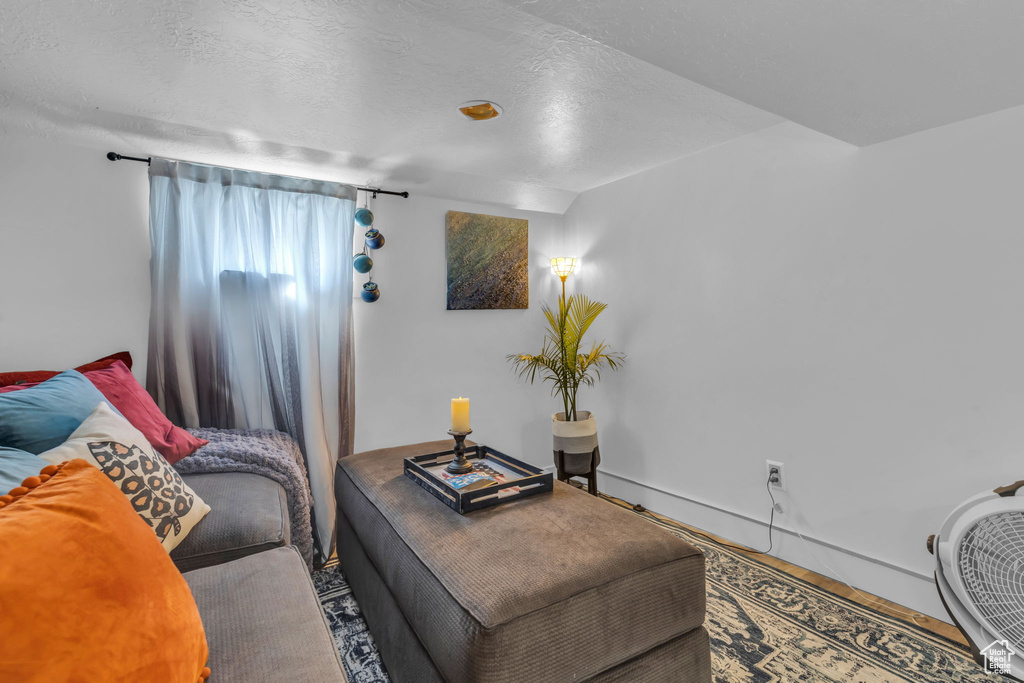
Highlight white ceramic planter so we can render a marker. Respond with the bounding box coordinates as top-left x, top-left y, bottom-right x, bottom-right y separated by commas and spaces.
552, 410, 600, 475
